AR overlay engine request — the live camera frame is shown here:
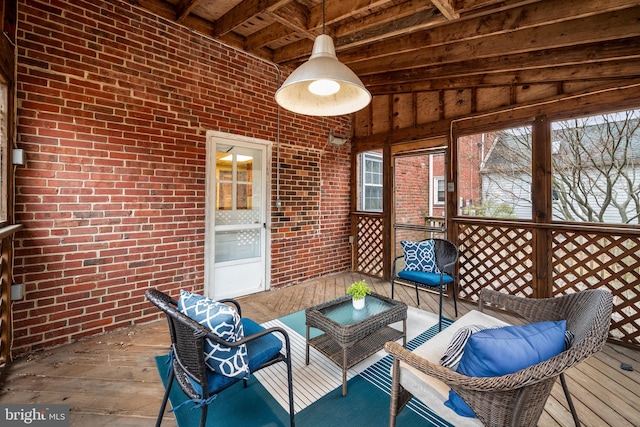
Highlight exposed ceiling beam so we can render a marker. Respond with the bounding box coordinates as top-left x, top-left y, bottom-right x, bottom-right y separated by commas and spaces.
128, 0, 640, 105
336, 7, 445, 49
211, 0, 290, 37
175, 0, 202, 23
368, 59, 640, 94
273, 0, 635, 66
349, 8, 640, 76
124, 0, 217, 39
270, 1, 315, 39
431, 0, 459, 19
355, 79, 640, 147
363, 37, 640, 91
310, 0, 398, 29
244, 23, 293, 52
